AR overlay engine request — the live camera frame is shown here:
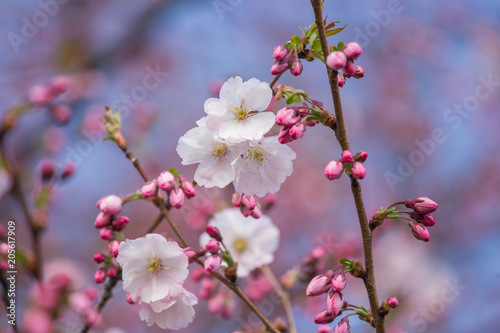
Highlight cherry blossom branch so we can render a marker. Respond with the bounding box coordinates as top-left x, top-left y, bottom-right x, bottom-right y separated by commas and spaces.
114, 141, 280, 333
310, 1, 385, 332
261, 265, 297, 333
0, 140, 42, 281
